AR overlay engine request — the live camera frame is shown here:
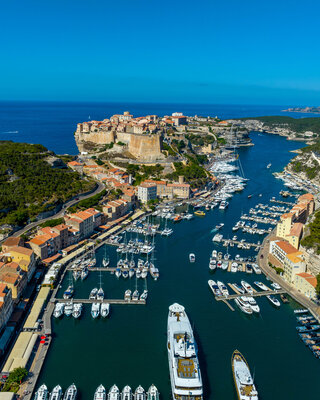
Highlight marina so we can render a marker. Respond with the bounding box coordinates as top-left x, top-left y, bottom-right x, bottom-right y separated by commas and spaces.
36, 132, 320, 400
